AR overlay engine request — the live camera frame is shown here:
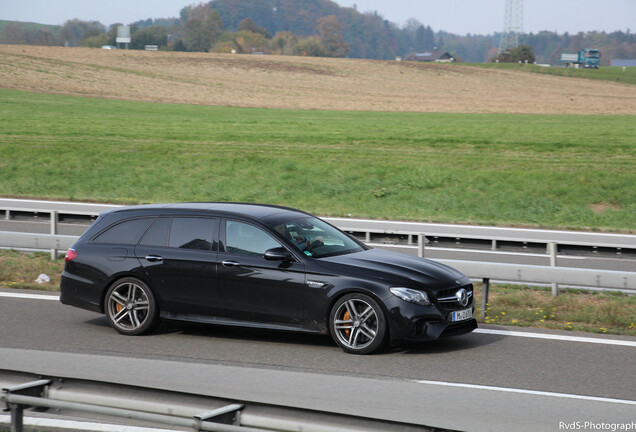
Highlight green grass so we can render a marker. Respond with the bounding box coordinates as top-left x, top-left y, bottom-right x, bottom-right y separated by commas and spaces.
464, 62, 636, 85
0, 250, 63, 292
0, 20, 61, 41
474, 283, 636, 336
1, 88, 635, 231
